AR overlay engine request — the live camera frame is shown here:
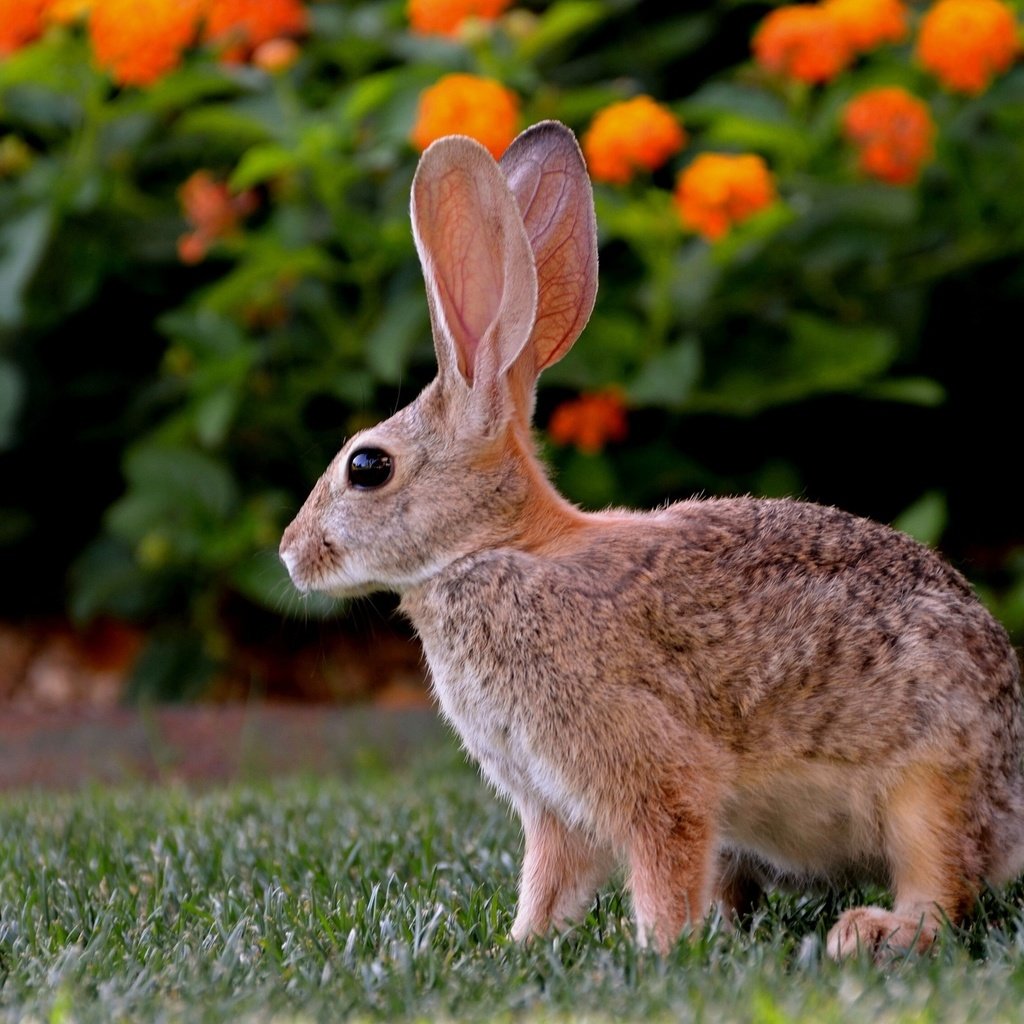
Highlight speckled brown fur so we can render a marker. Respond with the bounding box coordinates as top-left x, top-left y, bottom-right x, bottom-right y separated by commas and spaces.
280, 122, 1024, 961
